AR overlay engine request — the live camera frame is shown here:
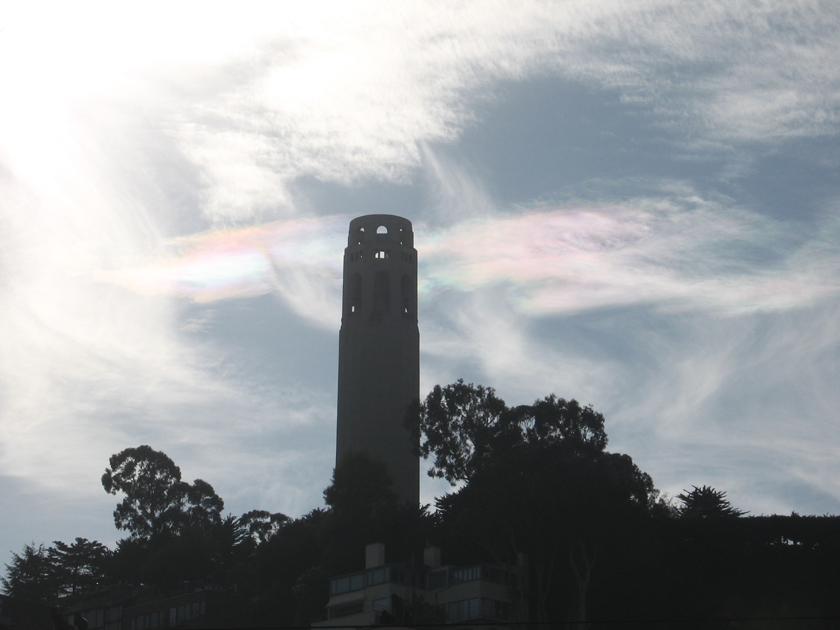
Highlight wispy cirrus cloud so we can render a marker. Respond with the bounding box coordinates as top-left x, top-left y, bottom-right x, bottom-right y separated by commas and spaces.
421, 198, 840, 315
1, 0, 839, 561
102, 215, 347, 327
102, 192, 840, 319
180, 0, 840, 220
3, 2, 836, 229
